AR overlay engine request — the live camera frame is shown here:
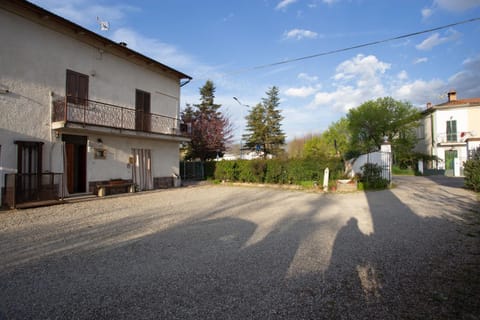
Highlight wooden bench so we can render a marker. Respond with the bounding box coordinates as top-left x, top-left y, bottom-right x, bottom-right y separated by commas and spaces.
97, 180, 135, 197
